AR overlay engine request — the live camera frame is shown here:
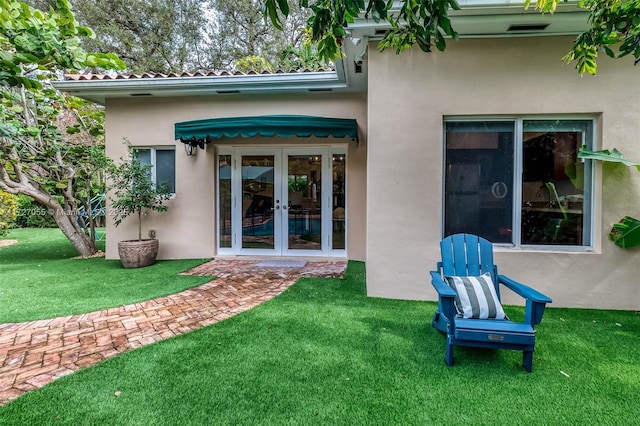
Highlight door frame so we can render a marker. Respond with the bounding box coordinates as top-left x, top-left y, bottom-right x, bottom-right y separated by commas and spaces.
217, 145, 345, 257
